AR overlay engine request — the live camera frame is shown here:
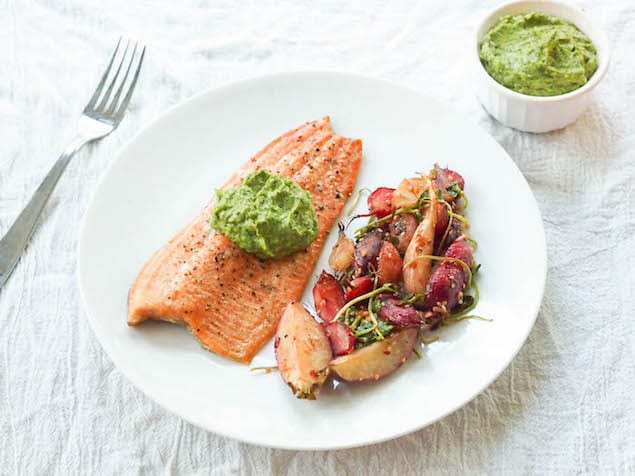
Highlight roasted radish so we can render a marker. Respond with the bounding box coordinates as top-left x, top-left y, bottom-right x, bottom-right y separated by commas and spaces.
345, 276, 373, 302
435, 203, 450, 241
378, 298, 421, 328
313, 271, 345, 323
328, 231, 355, 272
324, 321, 356, 356
367, 187, 395, 217
423, 240, 474, 312
389, 213, 418, 253
329, 328, 418, 382
376, 241, 402, 285
438, 216, 463, 251
402, 176, 438, 294
432, 165, 464, 202
392, 177, 427, 209
275, 302, 333, 399
354, 229, 384, 276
